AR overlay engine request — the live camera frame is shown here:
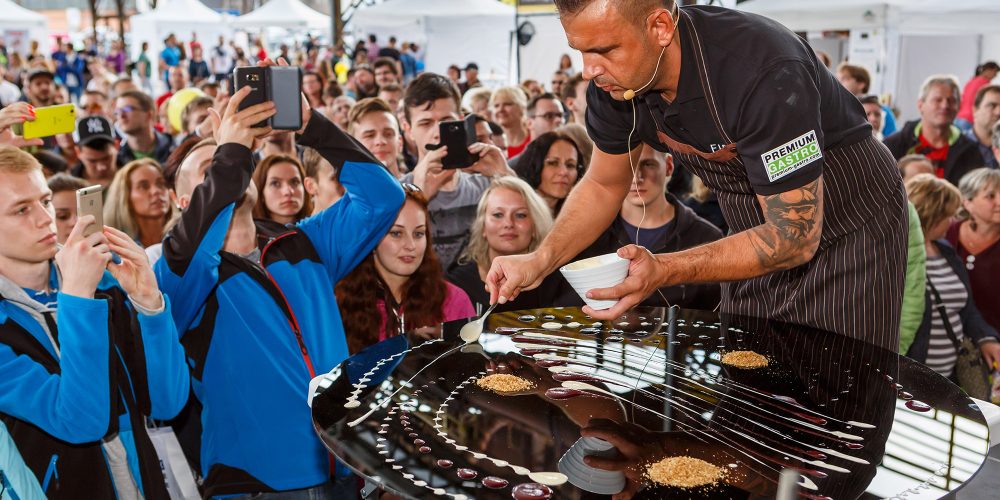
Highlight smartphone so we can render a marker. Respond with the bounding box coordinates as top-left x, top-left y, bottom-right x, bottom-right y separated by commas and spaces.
76, 185, 104, 237
438, 114, 478, 169
12, 104, 76, 139
233, 66, 268, 128
232, 66, 303, 130
76, 185, 121, 264
268, 66, 303, 131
